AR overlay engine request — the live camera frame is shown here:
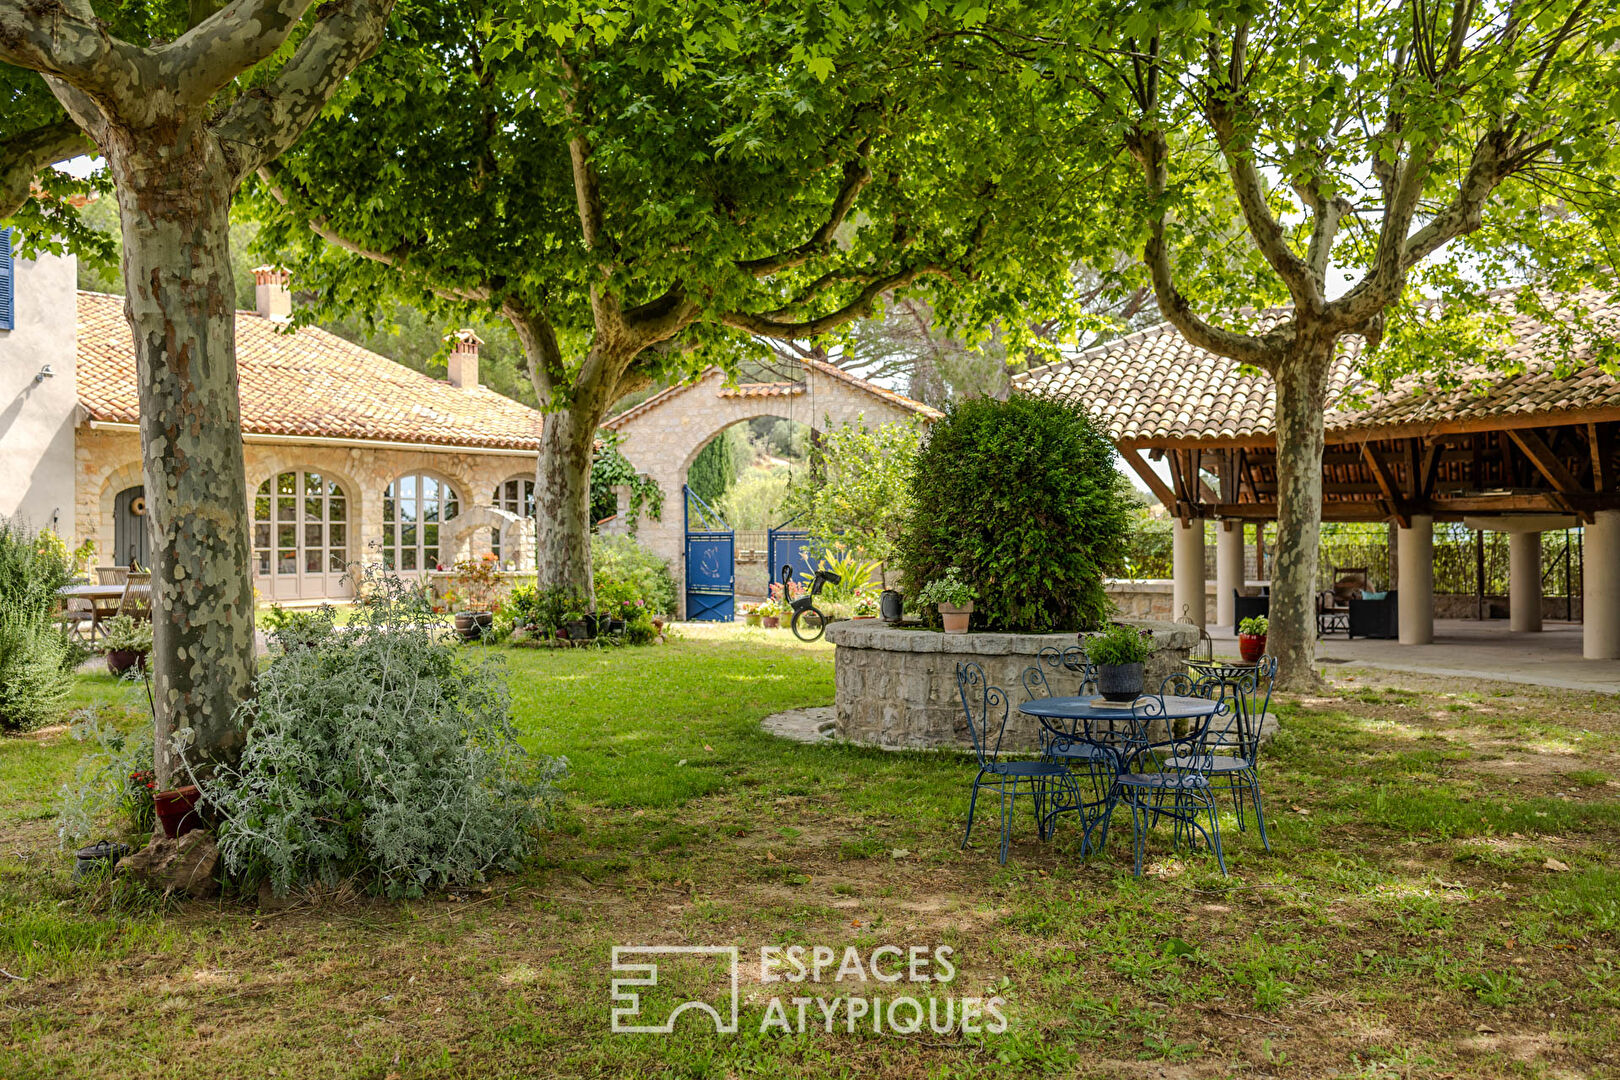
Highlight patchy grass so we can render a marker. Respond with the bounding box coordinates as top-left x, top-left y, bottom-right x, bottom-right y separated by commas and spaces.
1, 628, 1617, 1077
